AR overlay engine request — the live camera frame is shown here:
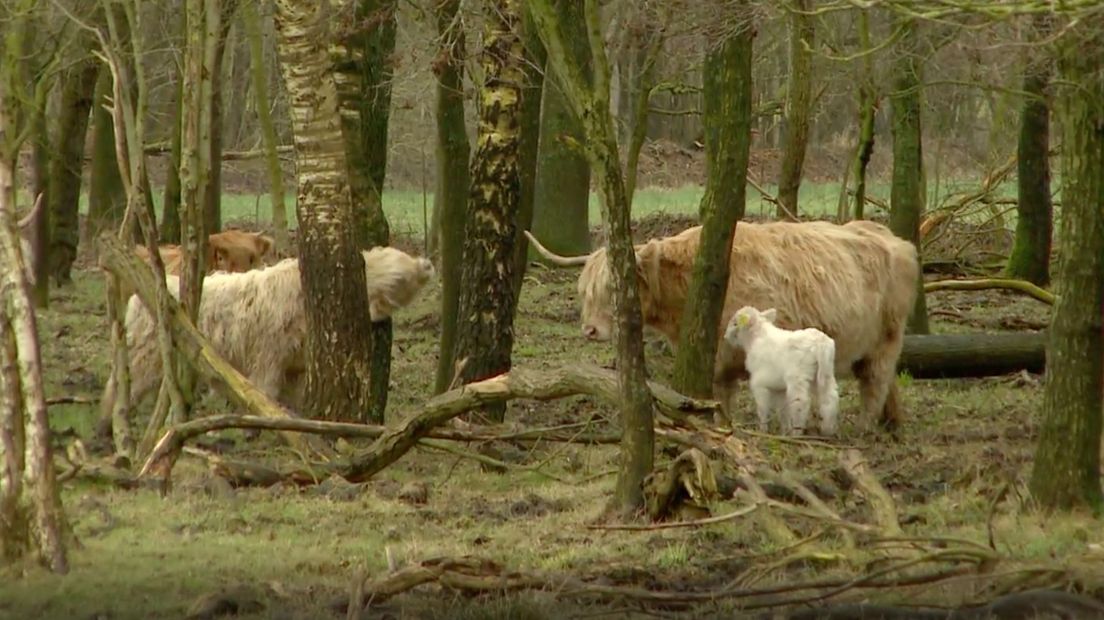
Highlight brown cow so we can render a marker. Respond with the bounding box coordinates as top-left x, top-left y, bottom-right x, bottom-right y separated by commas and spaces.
132, 229, 274, 276
525, 219, 920, 432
